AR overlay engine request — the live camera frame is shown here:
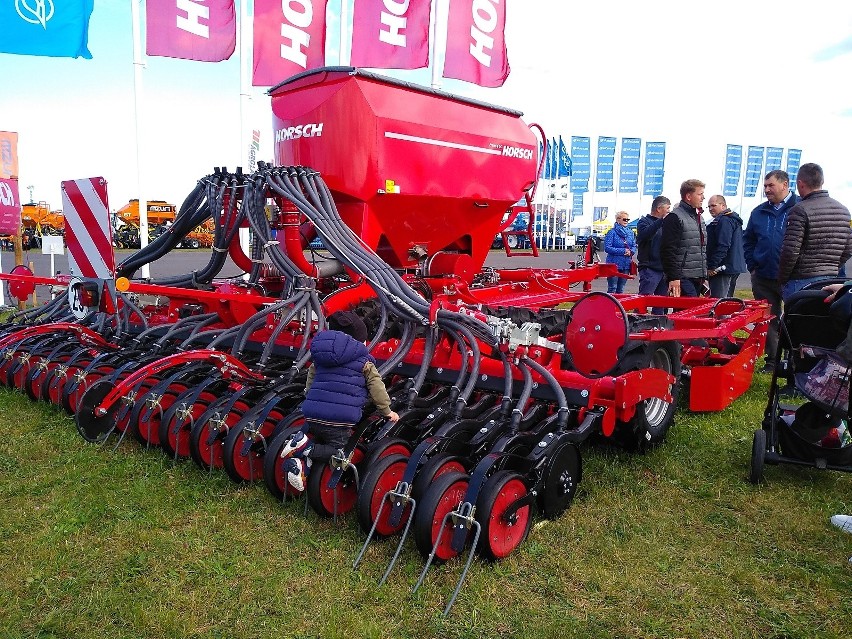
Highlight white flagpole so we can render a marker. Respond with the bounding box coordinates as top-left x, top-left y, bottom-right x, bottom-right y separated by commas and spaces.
340, 0, 350, 65
131, 0, 149, 279
240, 0, 251, 168
430, 0, 445, 88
